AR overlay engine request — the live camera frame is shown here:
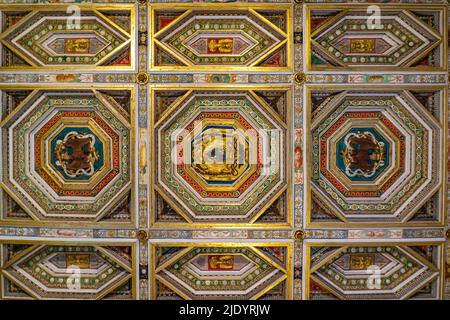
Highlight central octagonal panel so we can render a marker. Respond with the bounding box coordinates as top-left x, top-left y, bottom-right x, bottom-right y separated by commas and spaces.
188, 119, 255, 190
310, 90, 442, 223
154, 90, 287, 224
36, 112, 117, 196
322, 111, 402, 198
0, 90, 134, 222
50, 127, 105, 181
